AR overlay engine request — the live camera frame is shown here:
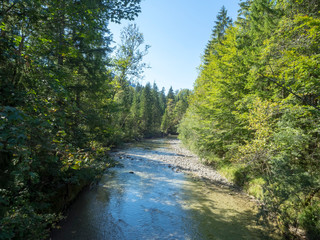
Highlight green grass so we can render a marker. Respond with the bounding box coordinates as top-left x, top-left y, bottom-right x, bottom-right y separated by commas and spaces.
219, 164, 265, 199
245, 177, 265, 200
